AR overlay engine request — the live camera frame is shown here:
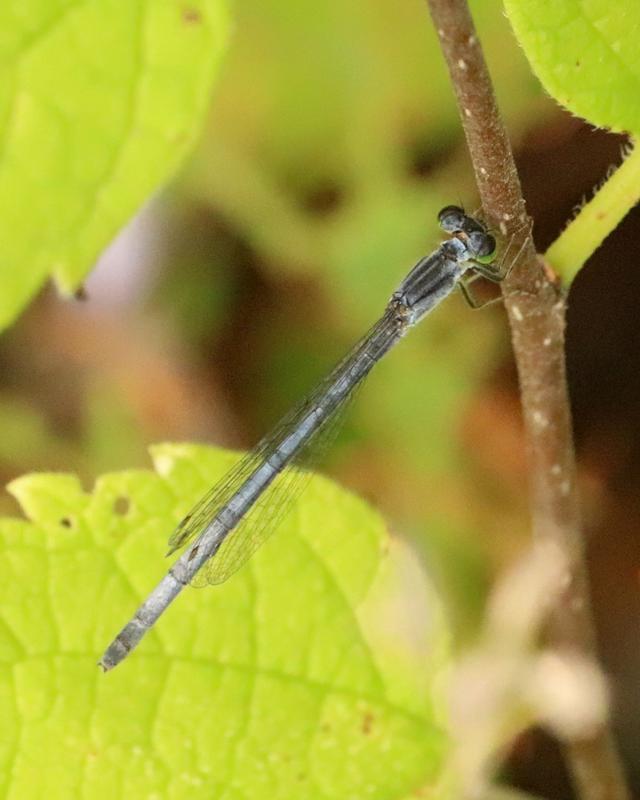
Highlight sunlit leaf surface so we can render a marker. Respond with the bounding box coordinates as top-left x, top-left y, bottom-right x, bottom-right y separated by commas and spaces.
1, 443, 449, 799
504, 0, 640, 133
0, 0, 228, 329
